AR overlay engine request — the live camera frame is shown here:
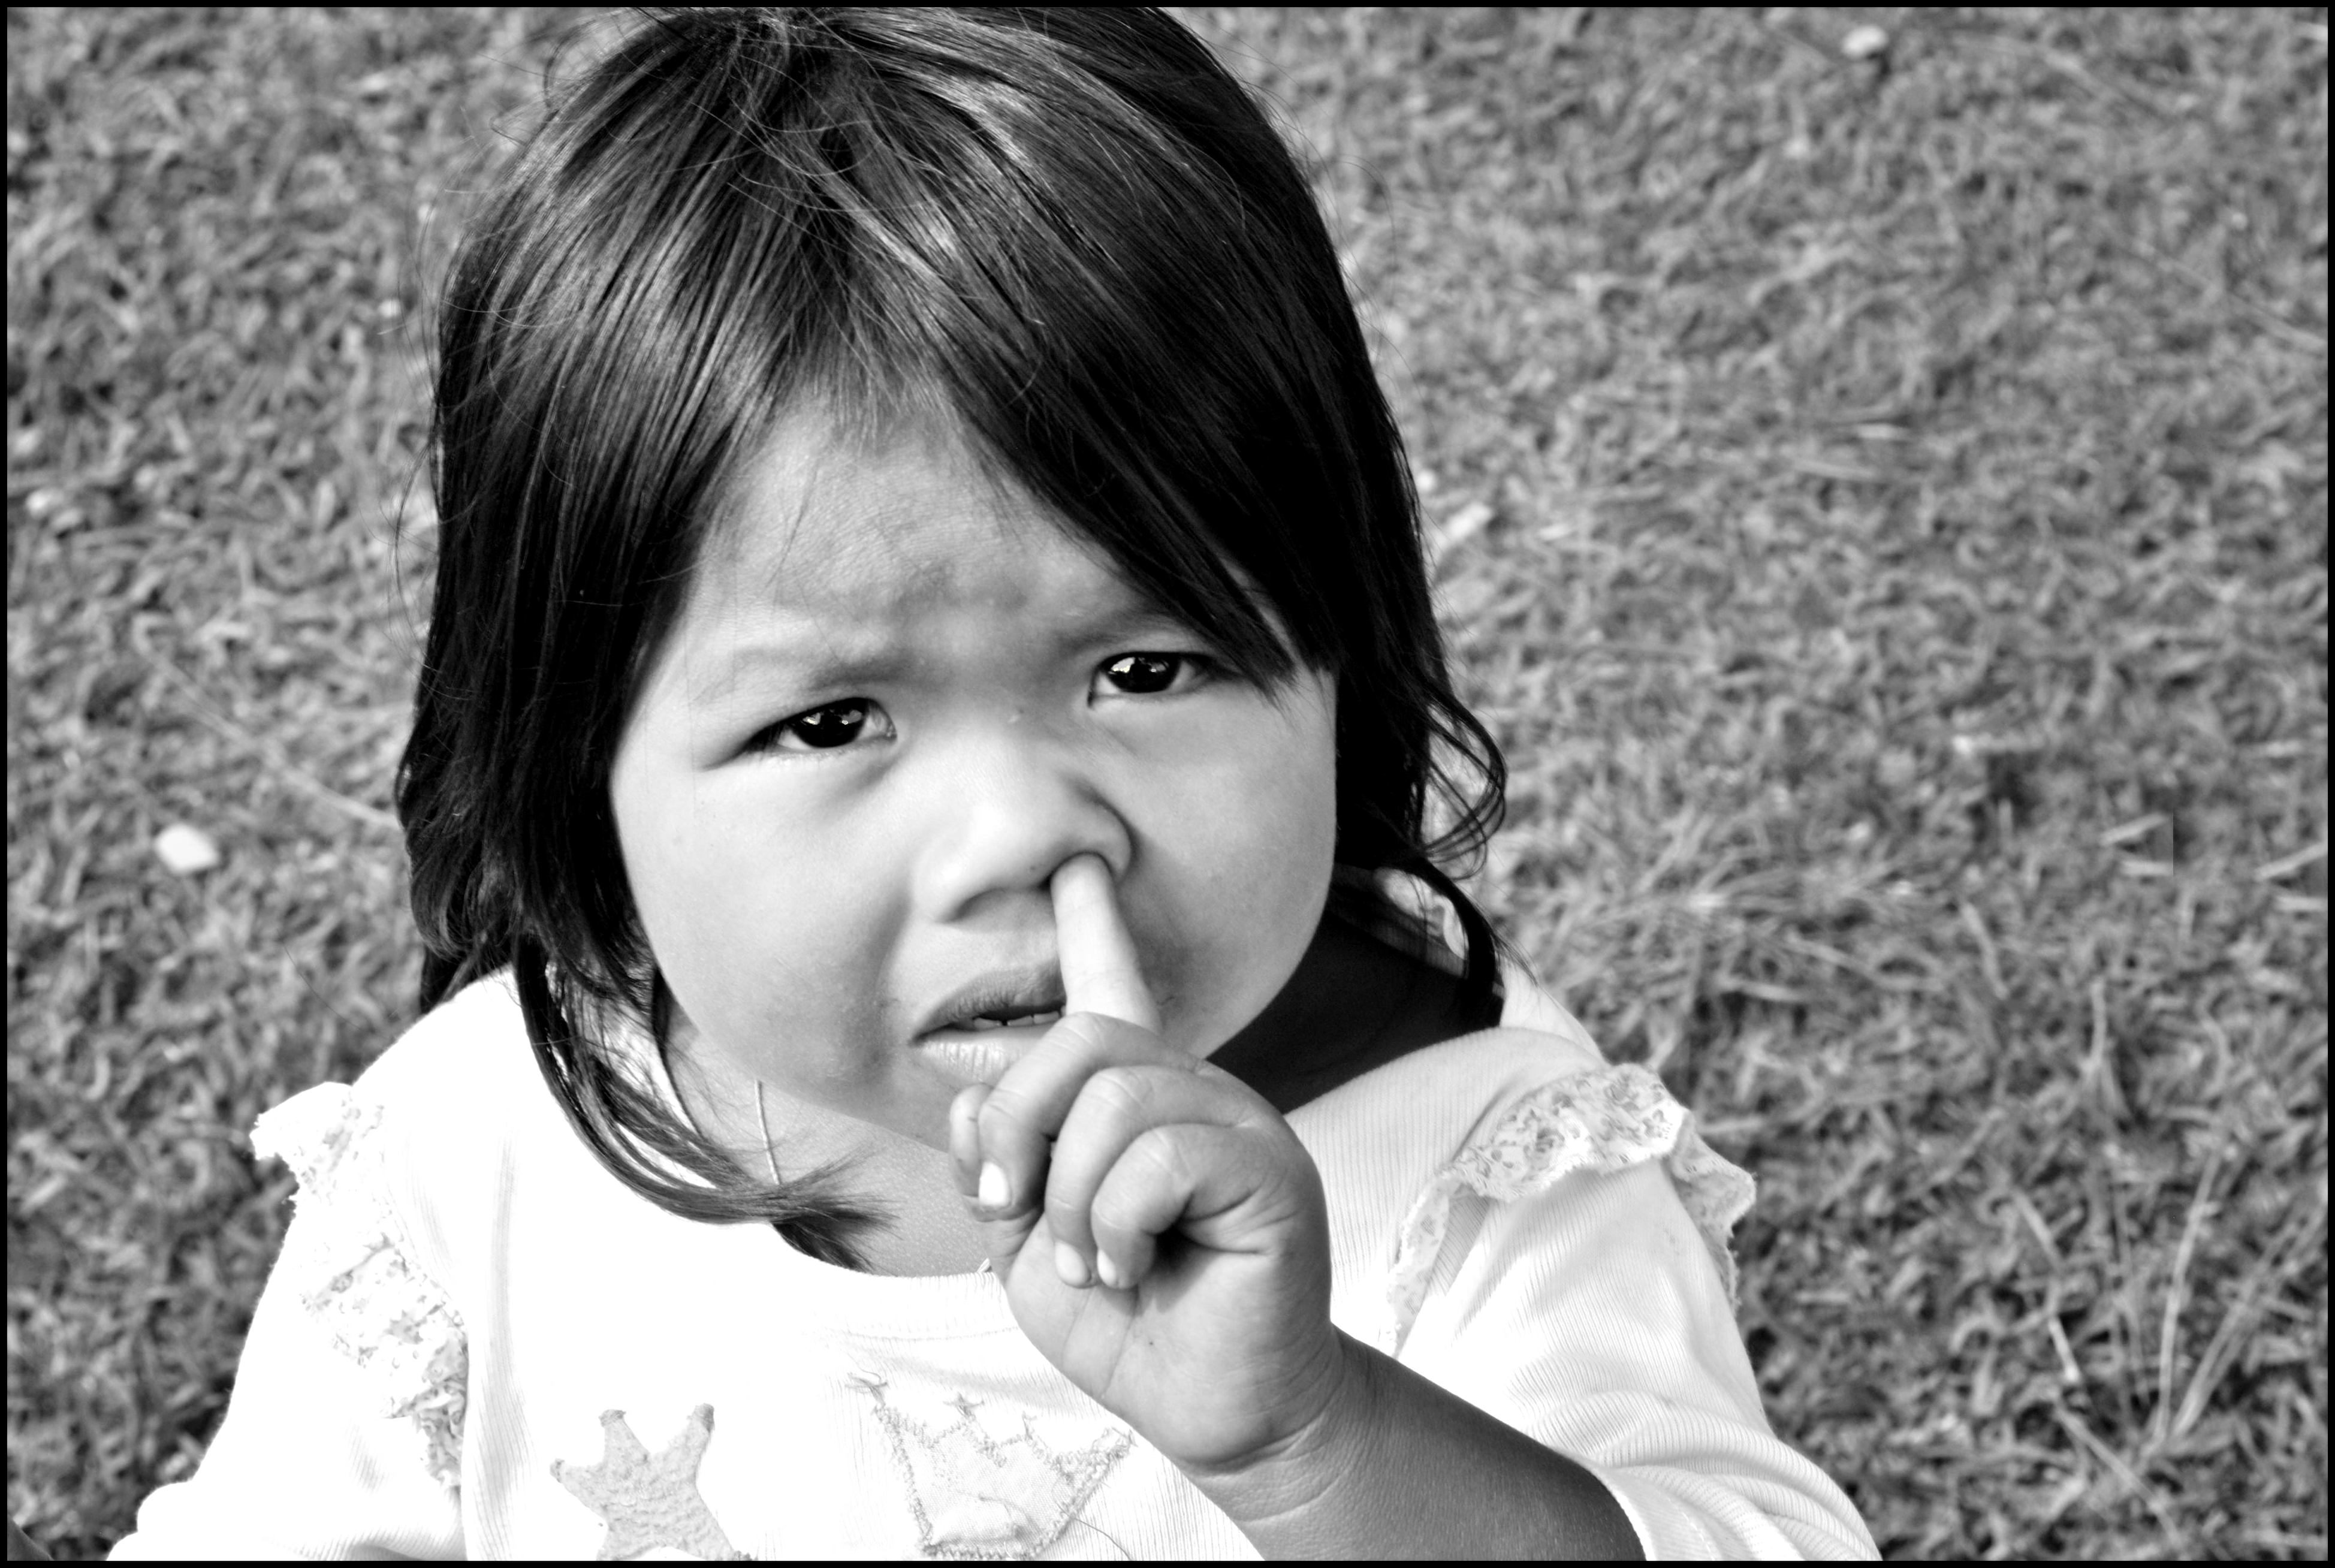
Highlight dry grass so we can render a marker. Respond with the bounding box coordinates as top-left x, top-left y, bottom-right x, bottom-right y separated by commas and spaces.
9, 7, 2328, 1559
